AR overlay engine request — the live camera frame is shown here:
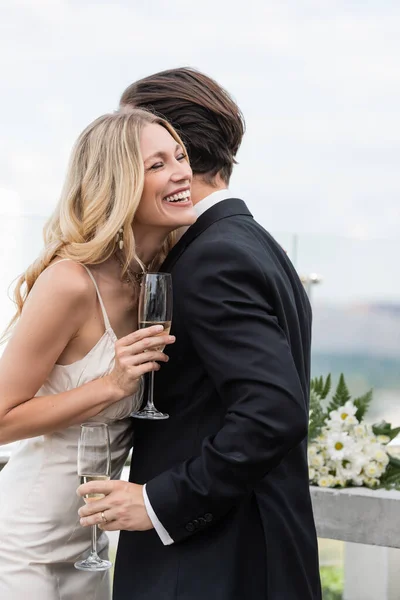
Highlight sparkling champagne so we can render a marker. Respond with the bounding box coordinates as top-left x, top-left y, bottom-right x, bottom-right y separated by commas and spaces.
139, 321, 171, 350
132, 273, 172, 420
81, 474, 110, 502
